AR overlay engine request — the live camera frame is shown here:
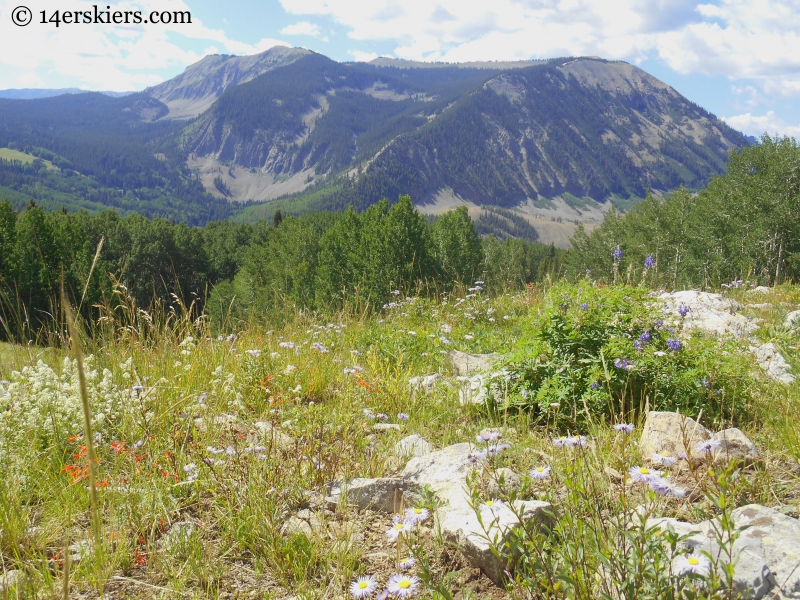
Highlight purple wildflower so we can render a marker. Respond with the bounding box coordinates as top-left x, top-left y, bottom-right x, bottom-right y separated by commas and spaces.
666, 338, 682, 351
640, 331, 652, 342
580, 303, 589, 310
613, 423, 635, 434
644, 255, 656, 269
612, 245, 623, 262
677, 303, 690, 317
614, 358, 630, 369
